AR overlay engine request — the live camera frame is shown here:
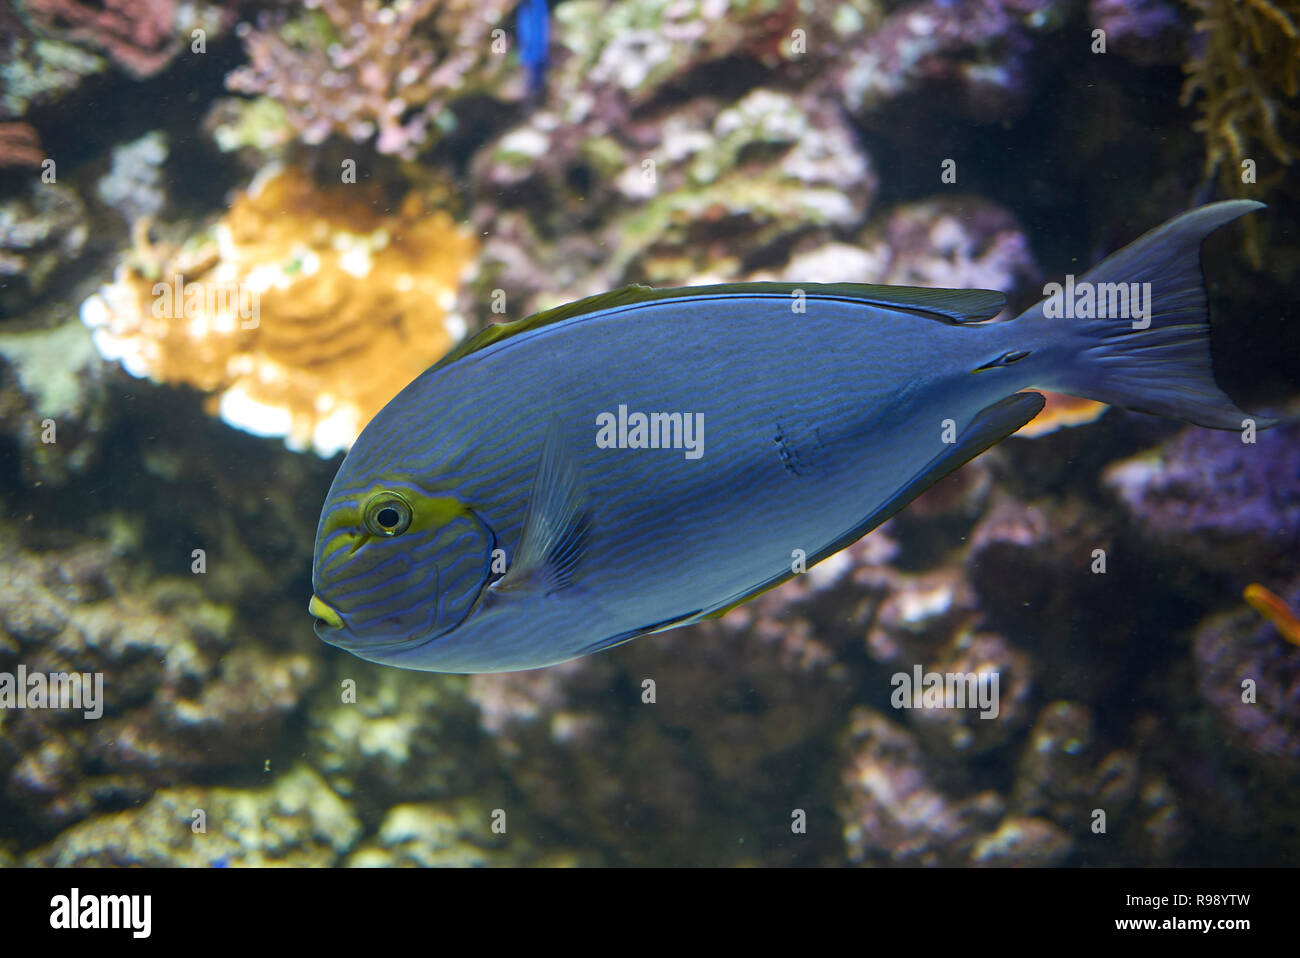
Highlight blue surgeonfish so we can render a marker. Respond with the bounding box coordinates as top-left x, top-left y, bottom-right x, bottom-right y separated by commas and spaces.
309, 201, 1273, 672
